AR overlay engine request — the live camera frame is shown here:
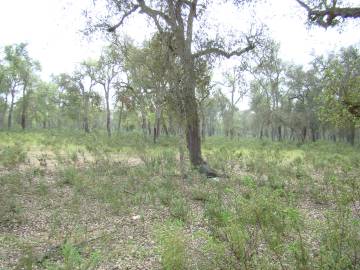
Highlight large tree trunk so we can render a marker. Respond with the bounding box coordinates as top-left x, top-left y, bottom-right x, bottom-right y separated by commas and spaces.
201, 113, 206, 140
185, 109, 203, 166
183, 83, 203, 166
181, 54, 204, 167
